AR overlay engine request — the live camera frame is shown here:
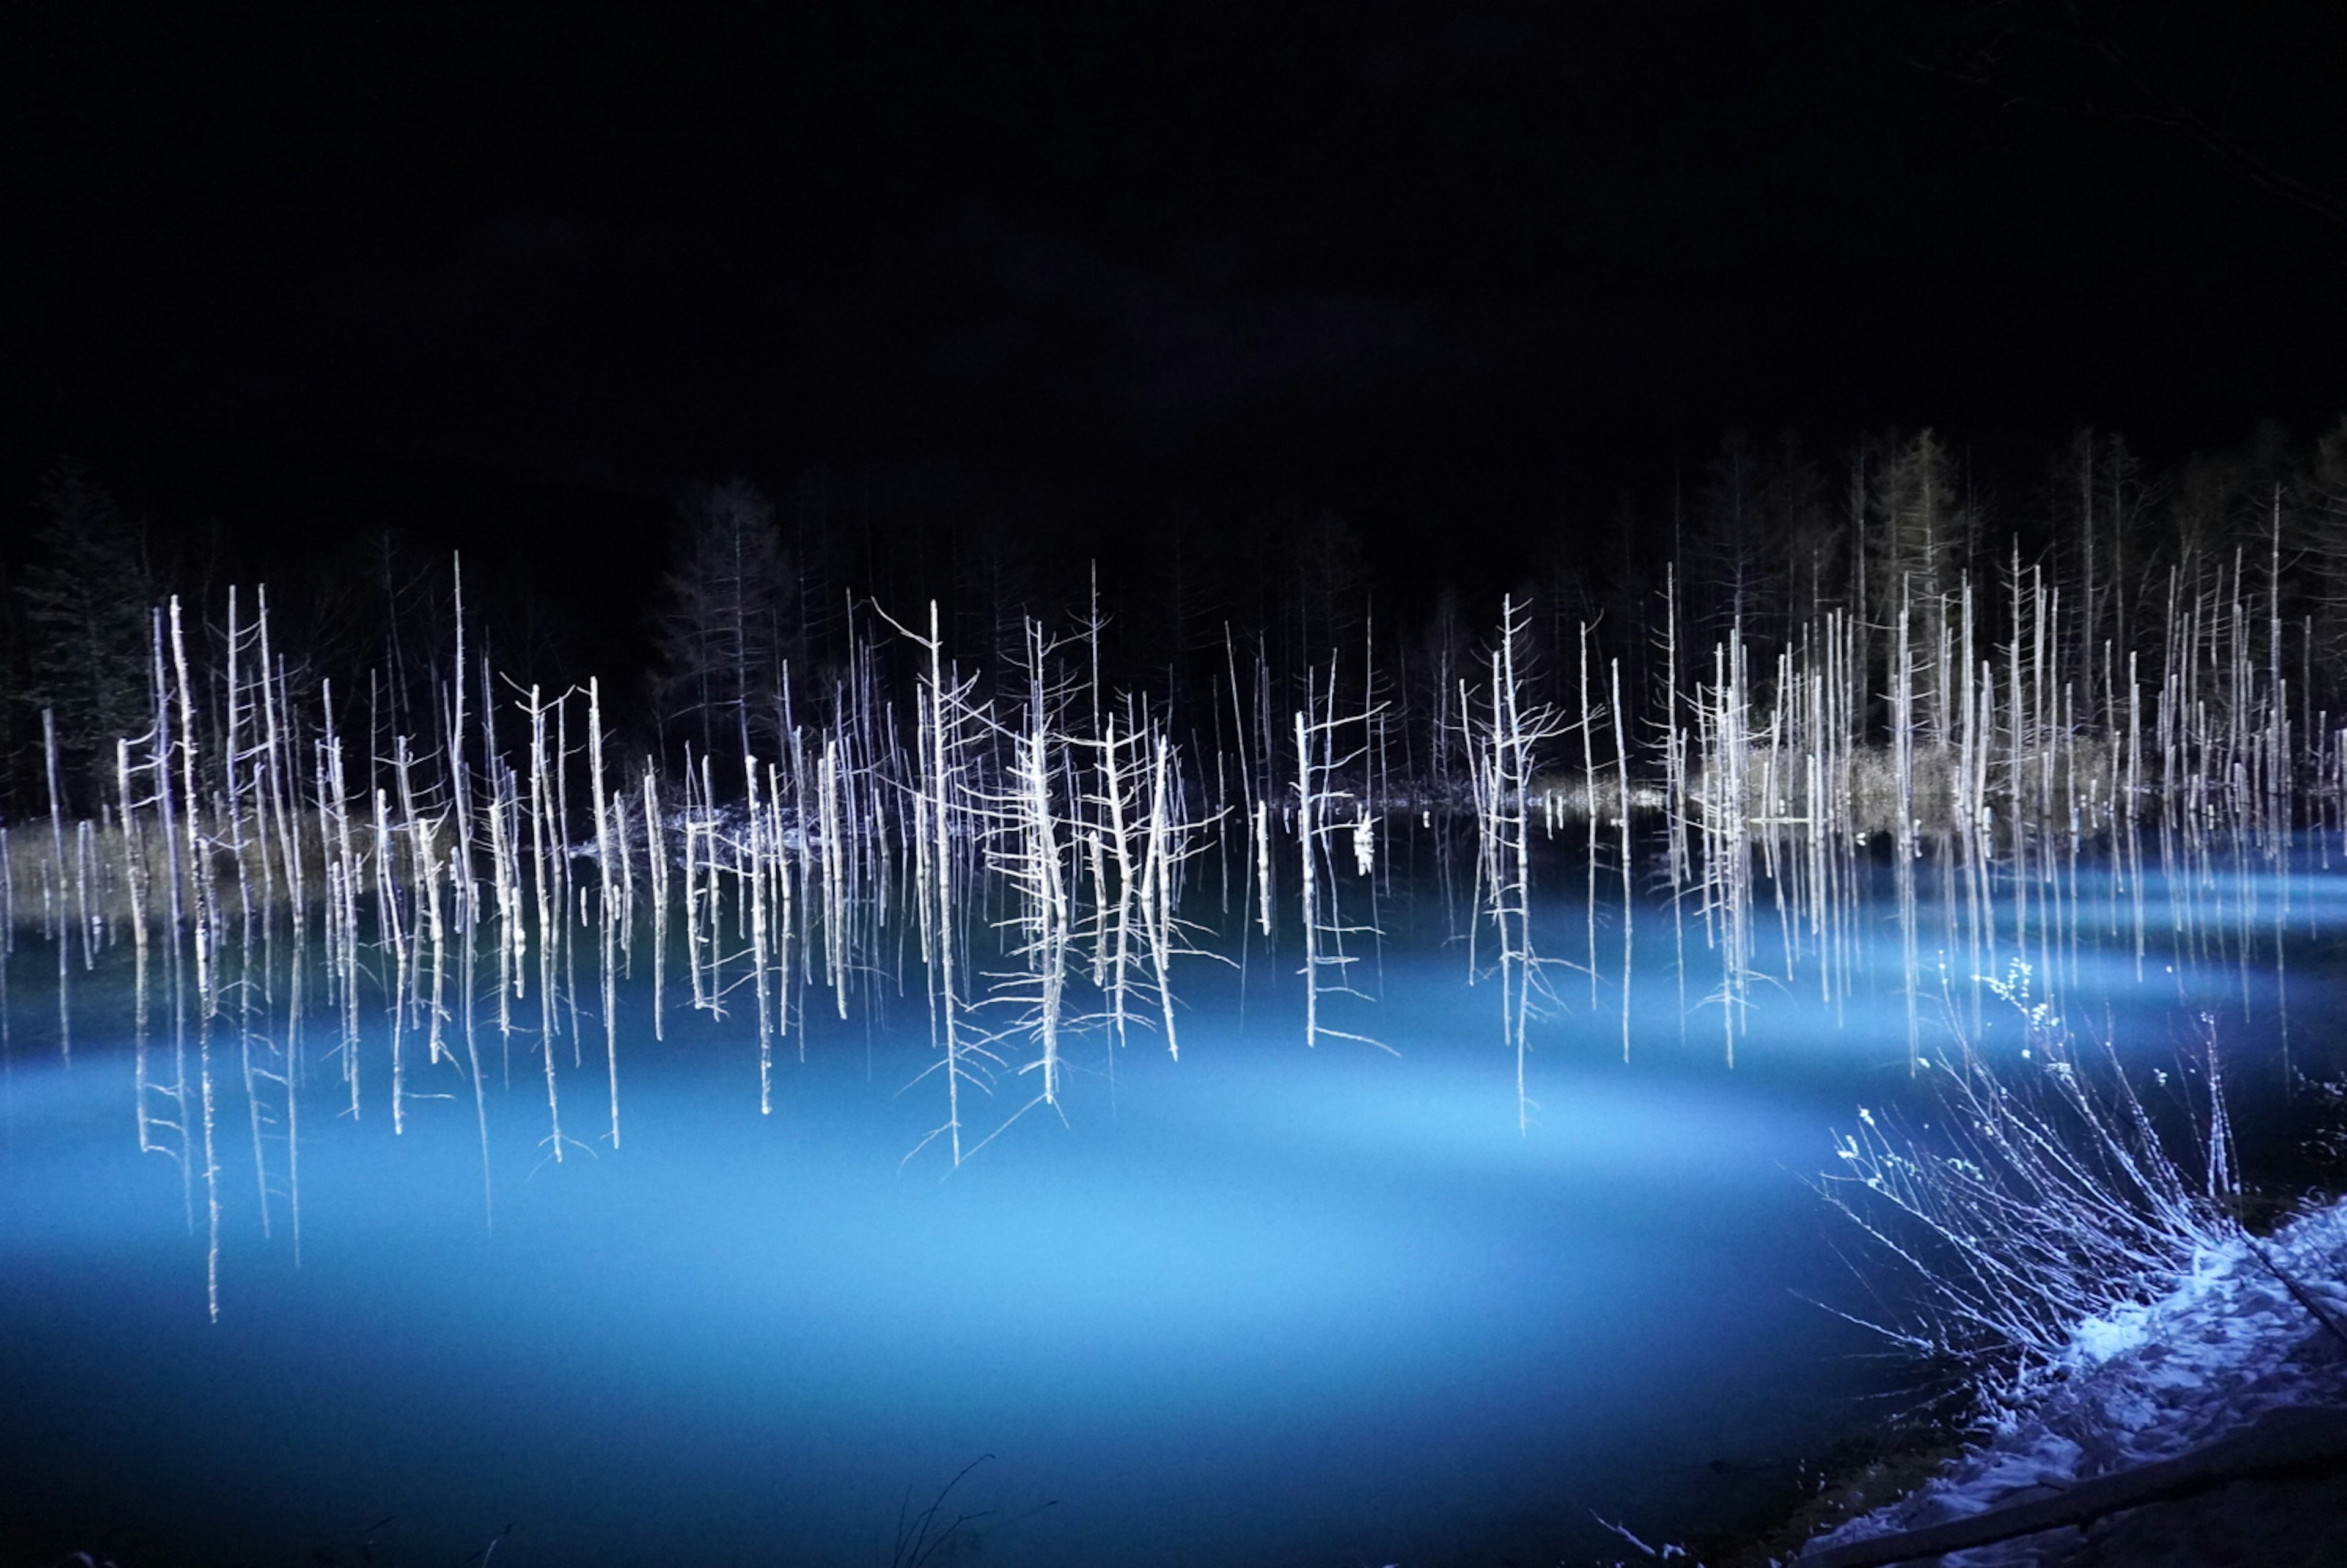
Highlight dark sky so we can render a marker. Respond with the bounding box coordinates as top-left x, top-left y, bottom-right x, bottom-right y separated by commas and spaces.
6, 1, 2346, 593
